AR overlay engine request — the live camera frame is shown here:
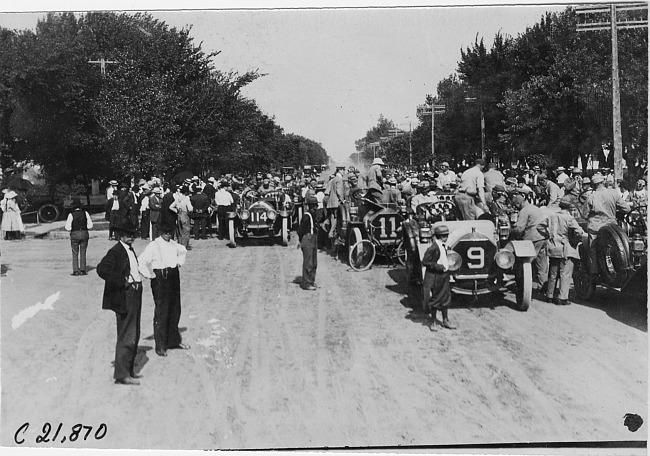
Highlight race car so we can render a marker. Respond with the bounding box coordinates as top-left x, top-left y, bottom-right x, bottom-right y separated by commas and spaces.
226, 190, 292, 247
402, 201, 536, 311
